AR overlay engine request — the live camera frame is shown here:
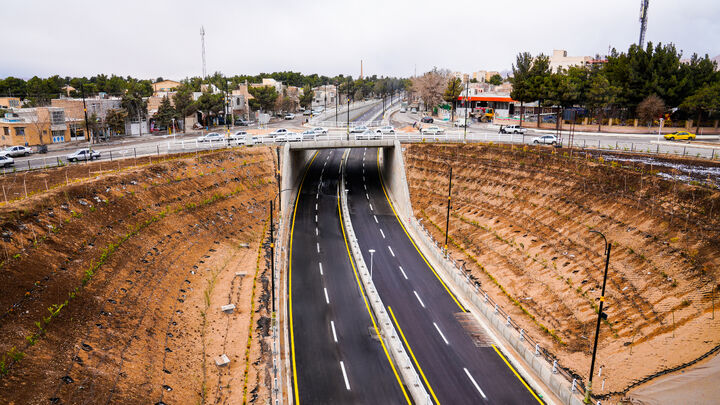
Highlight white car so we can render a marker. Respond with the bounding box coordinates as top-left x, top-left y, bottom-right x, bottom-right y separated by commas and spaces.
197, 132, 224, 142
0, 155, 14, 167
350, 125, 369, 134
531, 135, 558, 145
300, 130, 317, 141
1, 145, 32, 157
67, 148, 100, 162
502, 125, 527, 134
453, 119, 470, 127
284, 113, 295, 120
269, 128, 289, 137
421, 126, 444, 135
229, 131, 248, 144
375, 125, 395, 135
311, 127, 328, 134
